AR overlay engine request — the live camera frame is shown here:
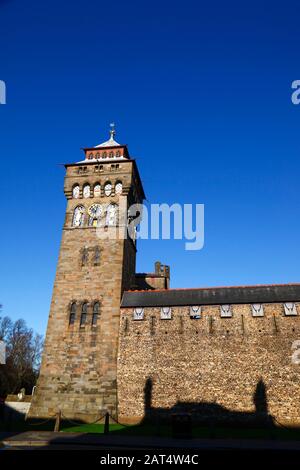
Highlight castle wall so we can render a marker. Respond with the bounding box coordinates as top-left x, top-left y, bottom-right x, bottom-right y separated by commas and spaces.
118, 303, 300, 425
135, 274, 169, 290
